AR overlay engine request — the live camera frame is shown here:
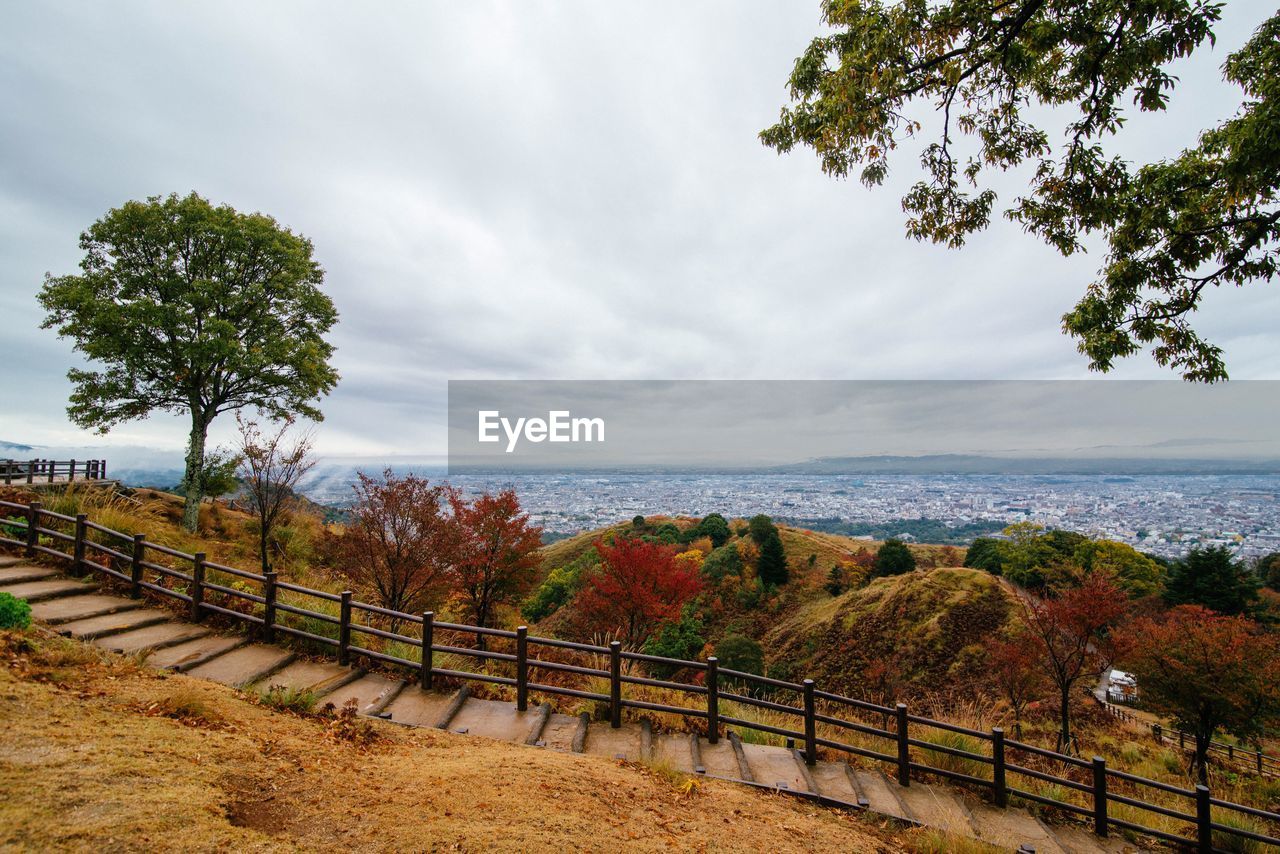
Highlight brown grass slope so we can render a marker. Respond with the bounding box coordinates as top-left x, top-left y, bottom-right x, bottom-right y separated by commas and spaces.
764, 568, 1017, 701
0, 629, 907, 854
